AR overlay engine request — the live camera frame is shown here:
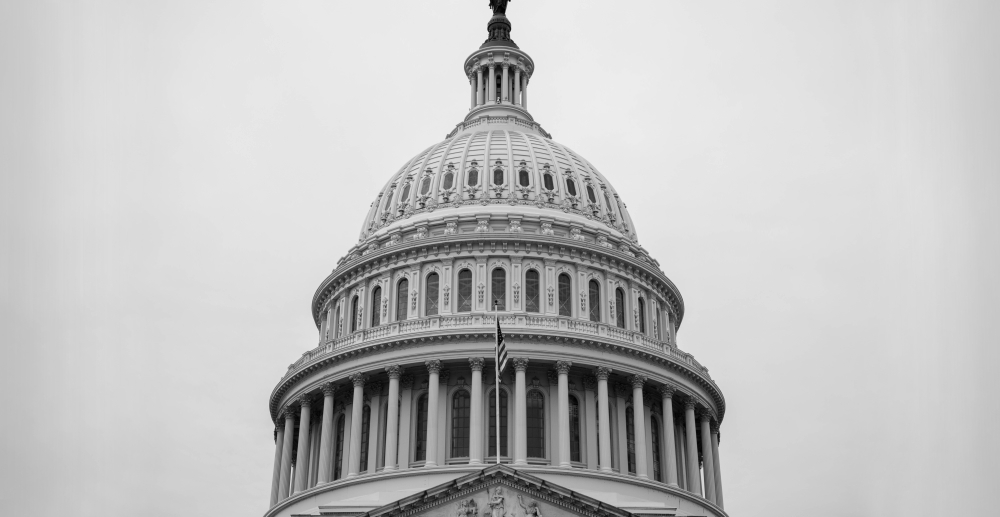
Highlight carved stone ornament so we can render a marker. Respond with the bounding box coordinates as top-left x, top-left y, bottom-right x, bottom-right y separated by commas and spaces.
540, 222, 554, 235
508, 219, 523, 232
469, 357, 486, 371
629, 374, 647, 389
684, 398, 699, 410
579, 291, 587, 311
298, 395, 312, 409
633, 307, 639, 328
444, 221, 458, 235
512, 357, 530, 372
595, 366, 612, 380
382, 297, 389, 318
569, 227, 584, 241
699, 409, 715, 423
411, 289, 418, 311
414, 226, 428, 240
390, 233, 401, 246
425, 359, 443, 374
546, 285, 554, 306
512, 282, 520, 304
322, 383, 337, 397
443, 284, 452, 306
349, 373, 368, 387
555, 360, 573, 374
658, 384, 676, 399
455, 498, 479, 517
385, 365, 403, 379
475, 219, 491, 233
478, 283, 486, 304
